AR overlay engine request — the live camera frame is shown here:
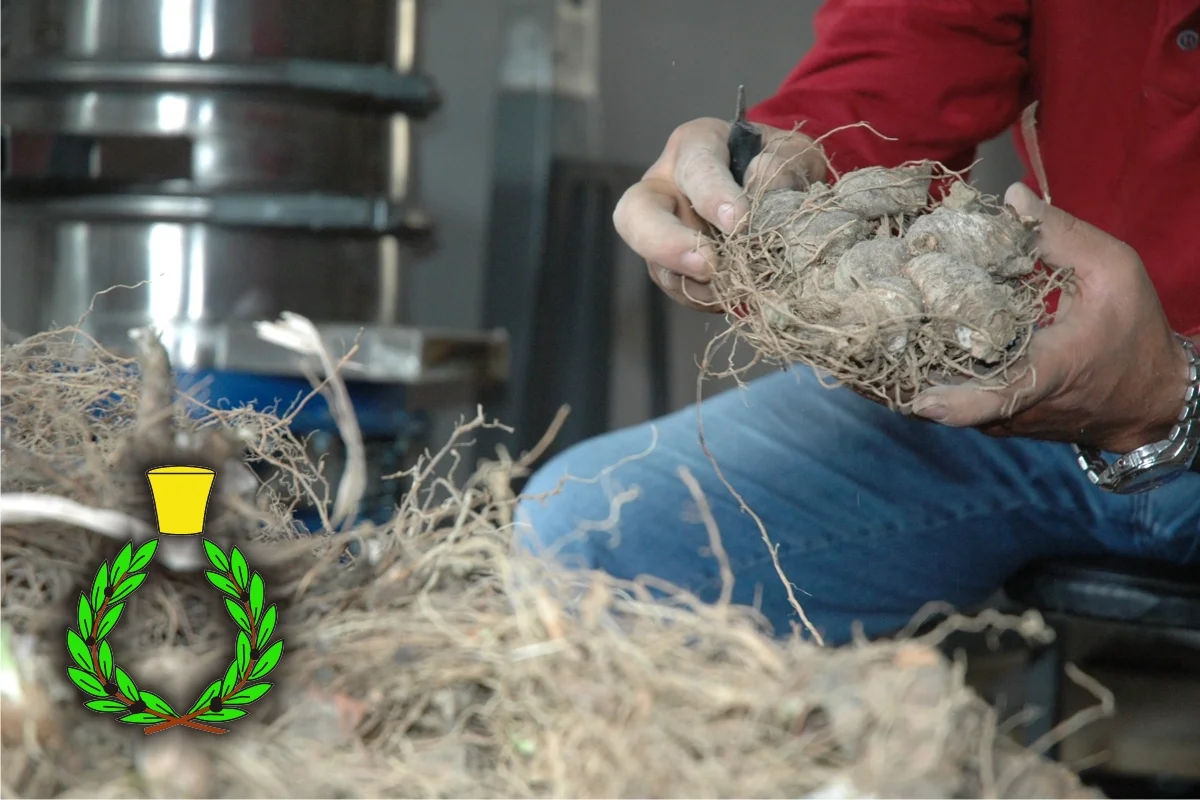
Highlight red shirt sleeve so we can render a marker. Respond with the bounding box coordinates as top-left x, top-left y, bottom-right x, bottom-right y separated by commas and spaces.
748, 0, 1031, 177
